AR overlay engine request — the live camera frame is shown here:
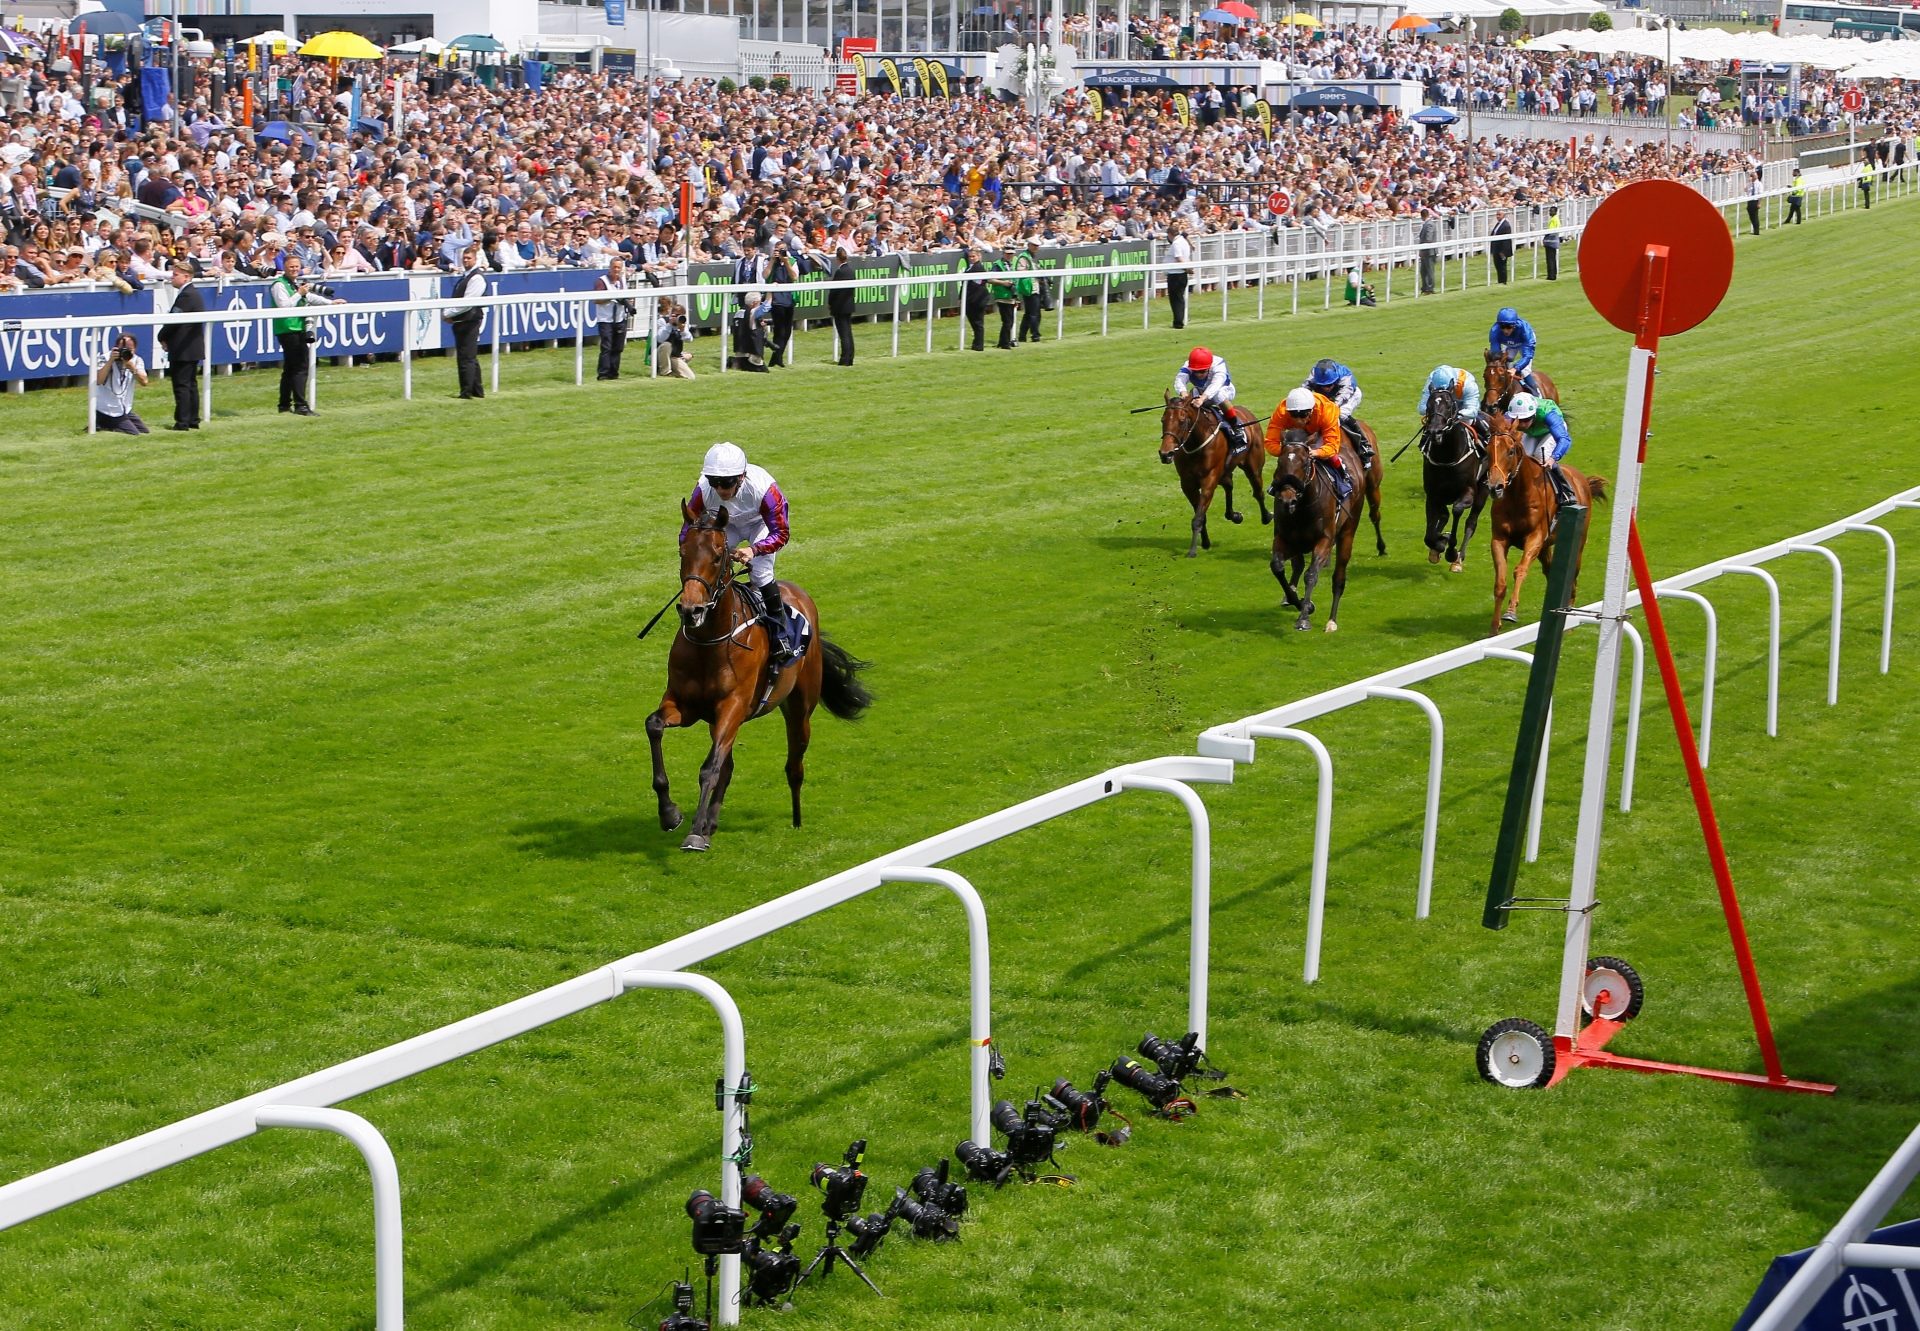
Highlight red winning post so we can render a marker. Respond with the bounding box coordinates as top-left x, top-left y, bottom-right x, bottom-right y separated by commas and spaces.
1476, 181, 1834, 1095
